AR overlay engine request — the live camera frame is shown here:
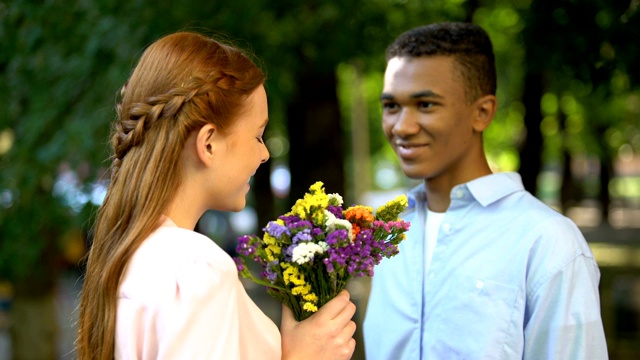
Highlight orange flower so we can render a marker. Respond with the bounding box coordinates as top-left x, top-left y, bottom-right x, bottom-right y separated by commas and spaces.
345, 206, 373, 239
351, 223, 362, 238
345, 205, 374, 224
